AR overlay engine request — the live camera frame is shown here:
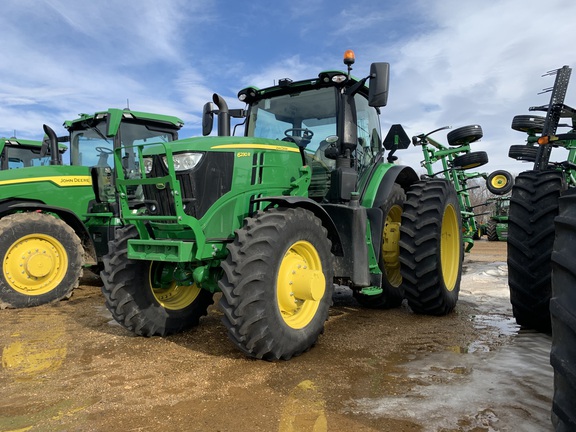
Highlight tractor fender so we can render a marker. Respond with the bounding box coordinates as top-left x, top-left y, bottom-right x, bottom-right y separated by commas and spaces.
360, 165, 419, 264
362, 164, 419, 210
0, 199, 98, 265
252, 196, 344, 256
